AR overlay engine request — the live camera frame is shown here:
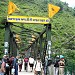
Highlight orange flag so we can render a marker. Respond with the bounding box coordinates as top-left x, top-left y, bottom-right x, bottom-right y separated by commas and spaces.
48, 4, 60, 18
8, 1, 19, 15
